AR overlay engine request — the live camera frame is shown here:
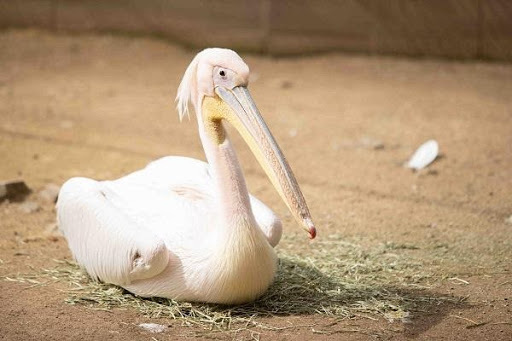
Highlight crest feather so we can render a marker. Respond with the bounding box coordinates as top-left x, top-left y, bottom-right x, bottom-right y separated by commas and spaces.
175, 53, 200, 121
